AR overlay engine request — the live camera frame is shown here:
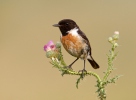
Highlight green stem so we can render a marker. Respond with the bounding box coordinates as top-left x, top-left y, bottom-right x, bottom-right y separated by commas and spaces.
103, 45, 115, 82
